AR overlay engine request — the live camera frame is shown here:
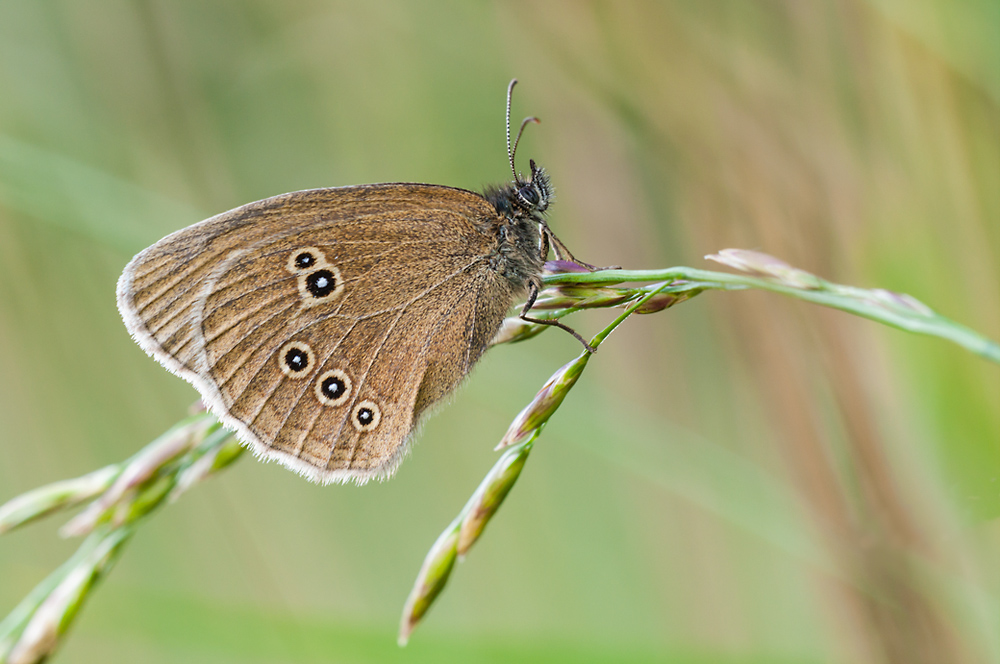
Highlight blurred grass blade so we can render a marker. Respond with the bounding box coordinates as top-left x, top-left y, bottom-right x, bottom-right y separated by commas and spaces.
0, 134, 202, 252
